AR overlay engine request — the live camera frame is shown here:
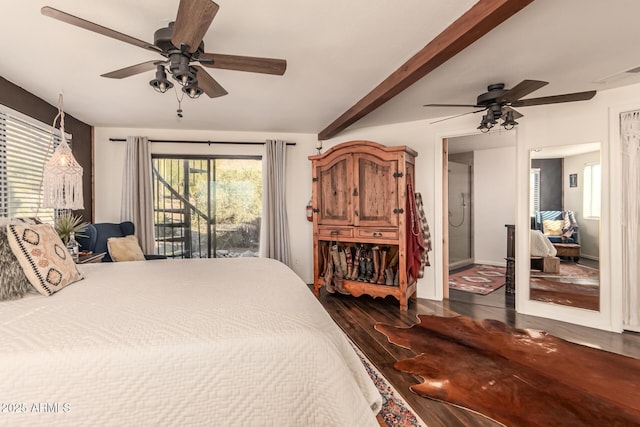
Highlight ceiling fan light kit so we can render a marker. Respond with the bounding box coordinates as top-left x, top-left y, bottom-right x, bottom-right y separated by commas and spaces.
42, 0, 286, 110
149, 64, 174, 93
501, 110, 518, 130
425, 80, 596, 132
476, 105, 518, 133
183, 81, 203, 99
